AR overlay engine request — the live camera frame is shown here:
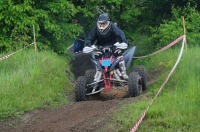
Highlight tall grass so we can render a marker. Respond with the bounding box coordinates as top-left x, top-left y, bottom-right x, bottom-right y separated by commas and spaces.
0, 49, 74, 120
105, 46, 200, 131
